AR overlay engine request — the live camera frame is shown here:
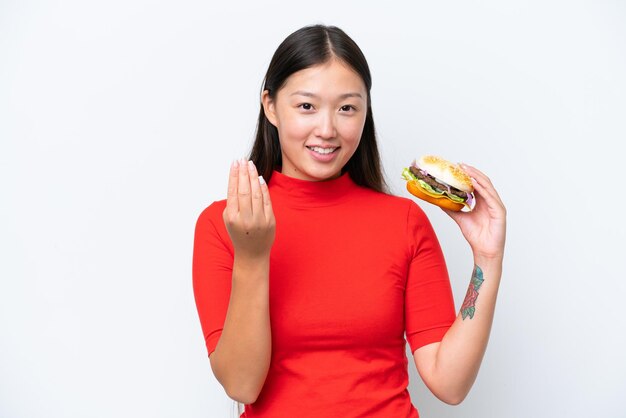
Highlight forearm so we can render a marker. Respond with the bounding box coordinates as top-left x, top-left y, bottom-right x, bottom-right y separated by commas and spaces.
210, 256, 272, 404
419, 256, 503, 404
